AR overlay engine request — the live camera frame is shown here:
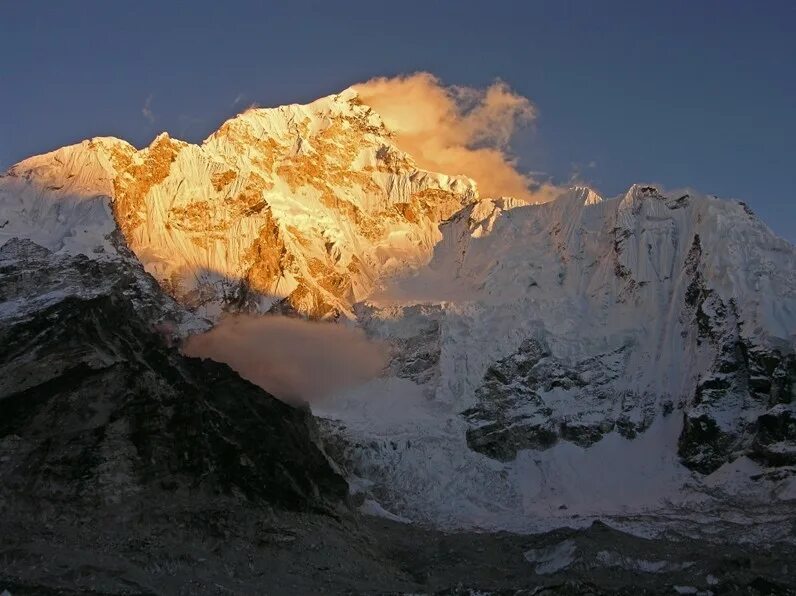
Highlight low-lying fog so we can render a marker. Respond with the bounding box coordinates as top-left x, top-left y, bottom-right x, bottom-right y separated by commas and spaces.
182, 314, 388, 405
